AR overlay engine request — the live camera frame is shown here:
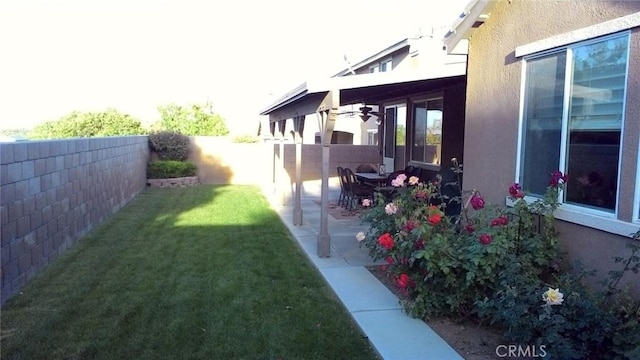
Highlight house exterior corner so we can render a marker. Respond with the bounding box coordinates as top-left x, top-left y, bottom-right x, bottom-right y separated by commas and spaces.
461, 0, 640, 296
